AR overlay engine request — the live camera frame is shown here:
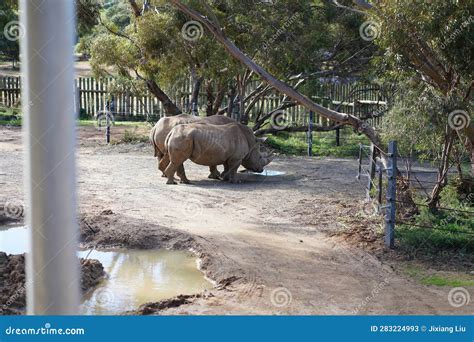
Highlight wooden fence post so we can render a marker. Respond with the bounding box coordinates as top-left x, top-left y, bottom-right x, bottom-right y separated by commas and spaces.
308, 111, 313, 156
384, 140, 397, 248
